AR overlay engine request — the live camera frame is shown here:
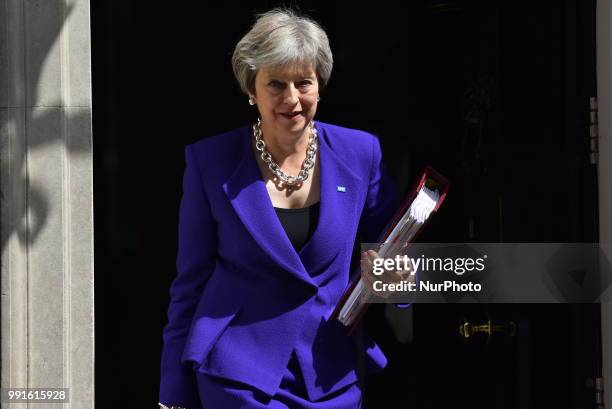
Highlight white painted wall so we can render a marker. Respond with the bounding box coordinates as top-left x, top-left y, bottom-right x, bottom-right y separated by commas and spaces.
0, 1, 94, 408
